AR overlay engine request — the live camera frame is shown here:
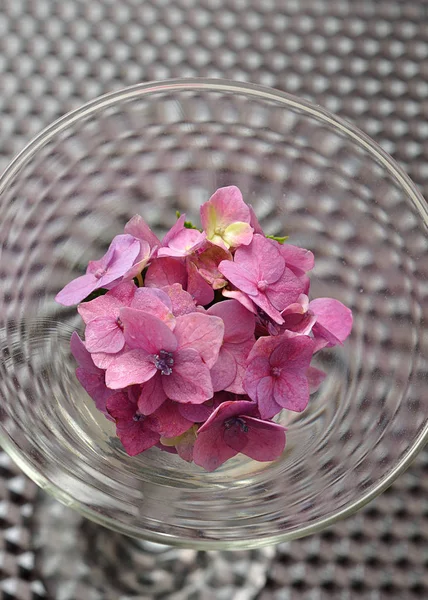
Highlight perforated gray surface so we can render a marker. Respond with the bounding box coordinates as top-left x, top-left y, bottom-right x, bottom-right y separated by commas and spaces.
0, 1, 427, 598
